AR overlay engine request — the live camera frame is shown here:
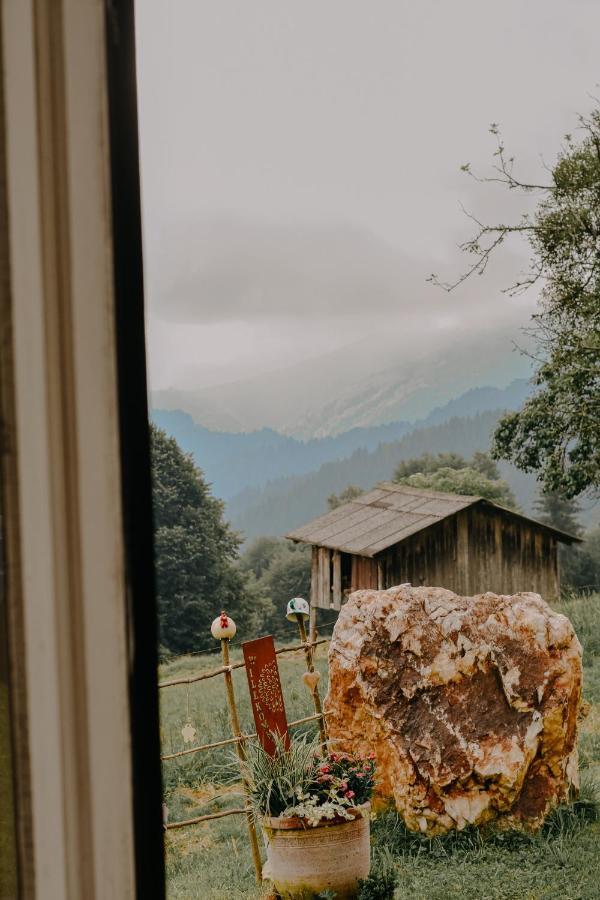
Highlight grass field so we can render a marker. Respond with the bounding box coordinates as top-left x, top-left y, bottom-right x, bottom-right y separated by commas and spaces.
161, 594, 600, 899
